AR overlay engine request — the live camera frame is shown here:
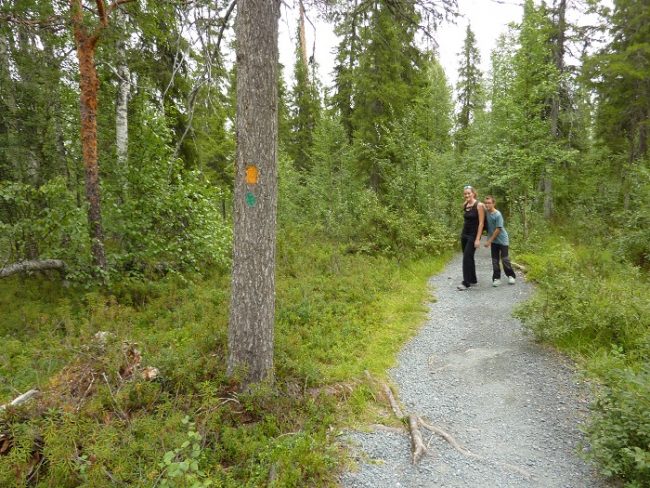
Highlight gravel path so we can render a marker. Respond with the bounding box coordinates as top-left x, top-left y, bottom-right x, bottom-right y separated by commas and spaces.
341, 246, 610, 488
